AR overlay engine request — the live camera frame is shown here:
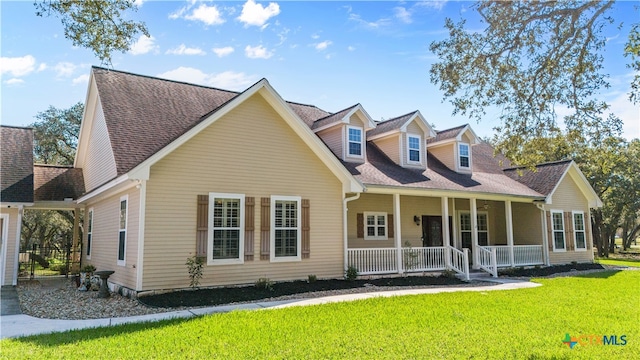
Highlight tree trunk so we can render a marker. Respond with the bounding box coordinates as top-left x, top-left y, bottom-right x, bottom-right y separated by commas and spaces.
591, 210, 606, 257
